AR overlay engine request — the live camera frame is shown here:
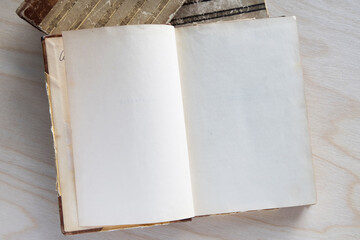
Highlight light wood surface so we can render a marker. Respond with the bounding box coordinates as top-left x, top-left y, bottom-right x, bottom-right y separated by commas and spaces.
0, 0, 359, 239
